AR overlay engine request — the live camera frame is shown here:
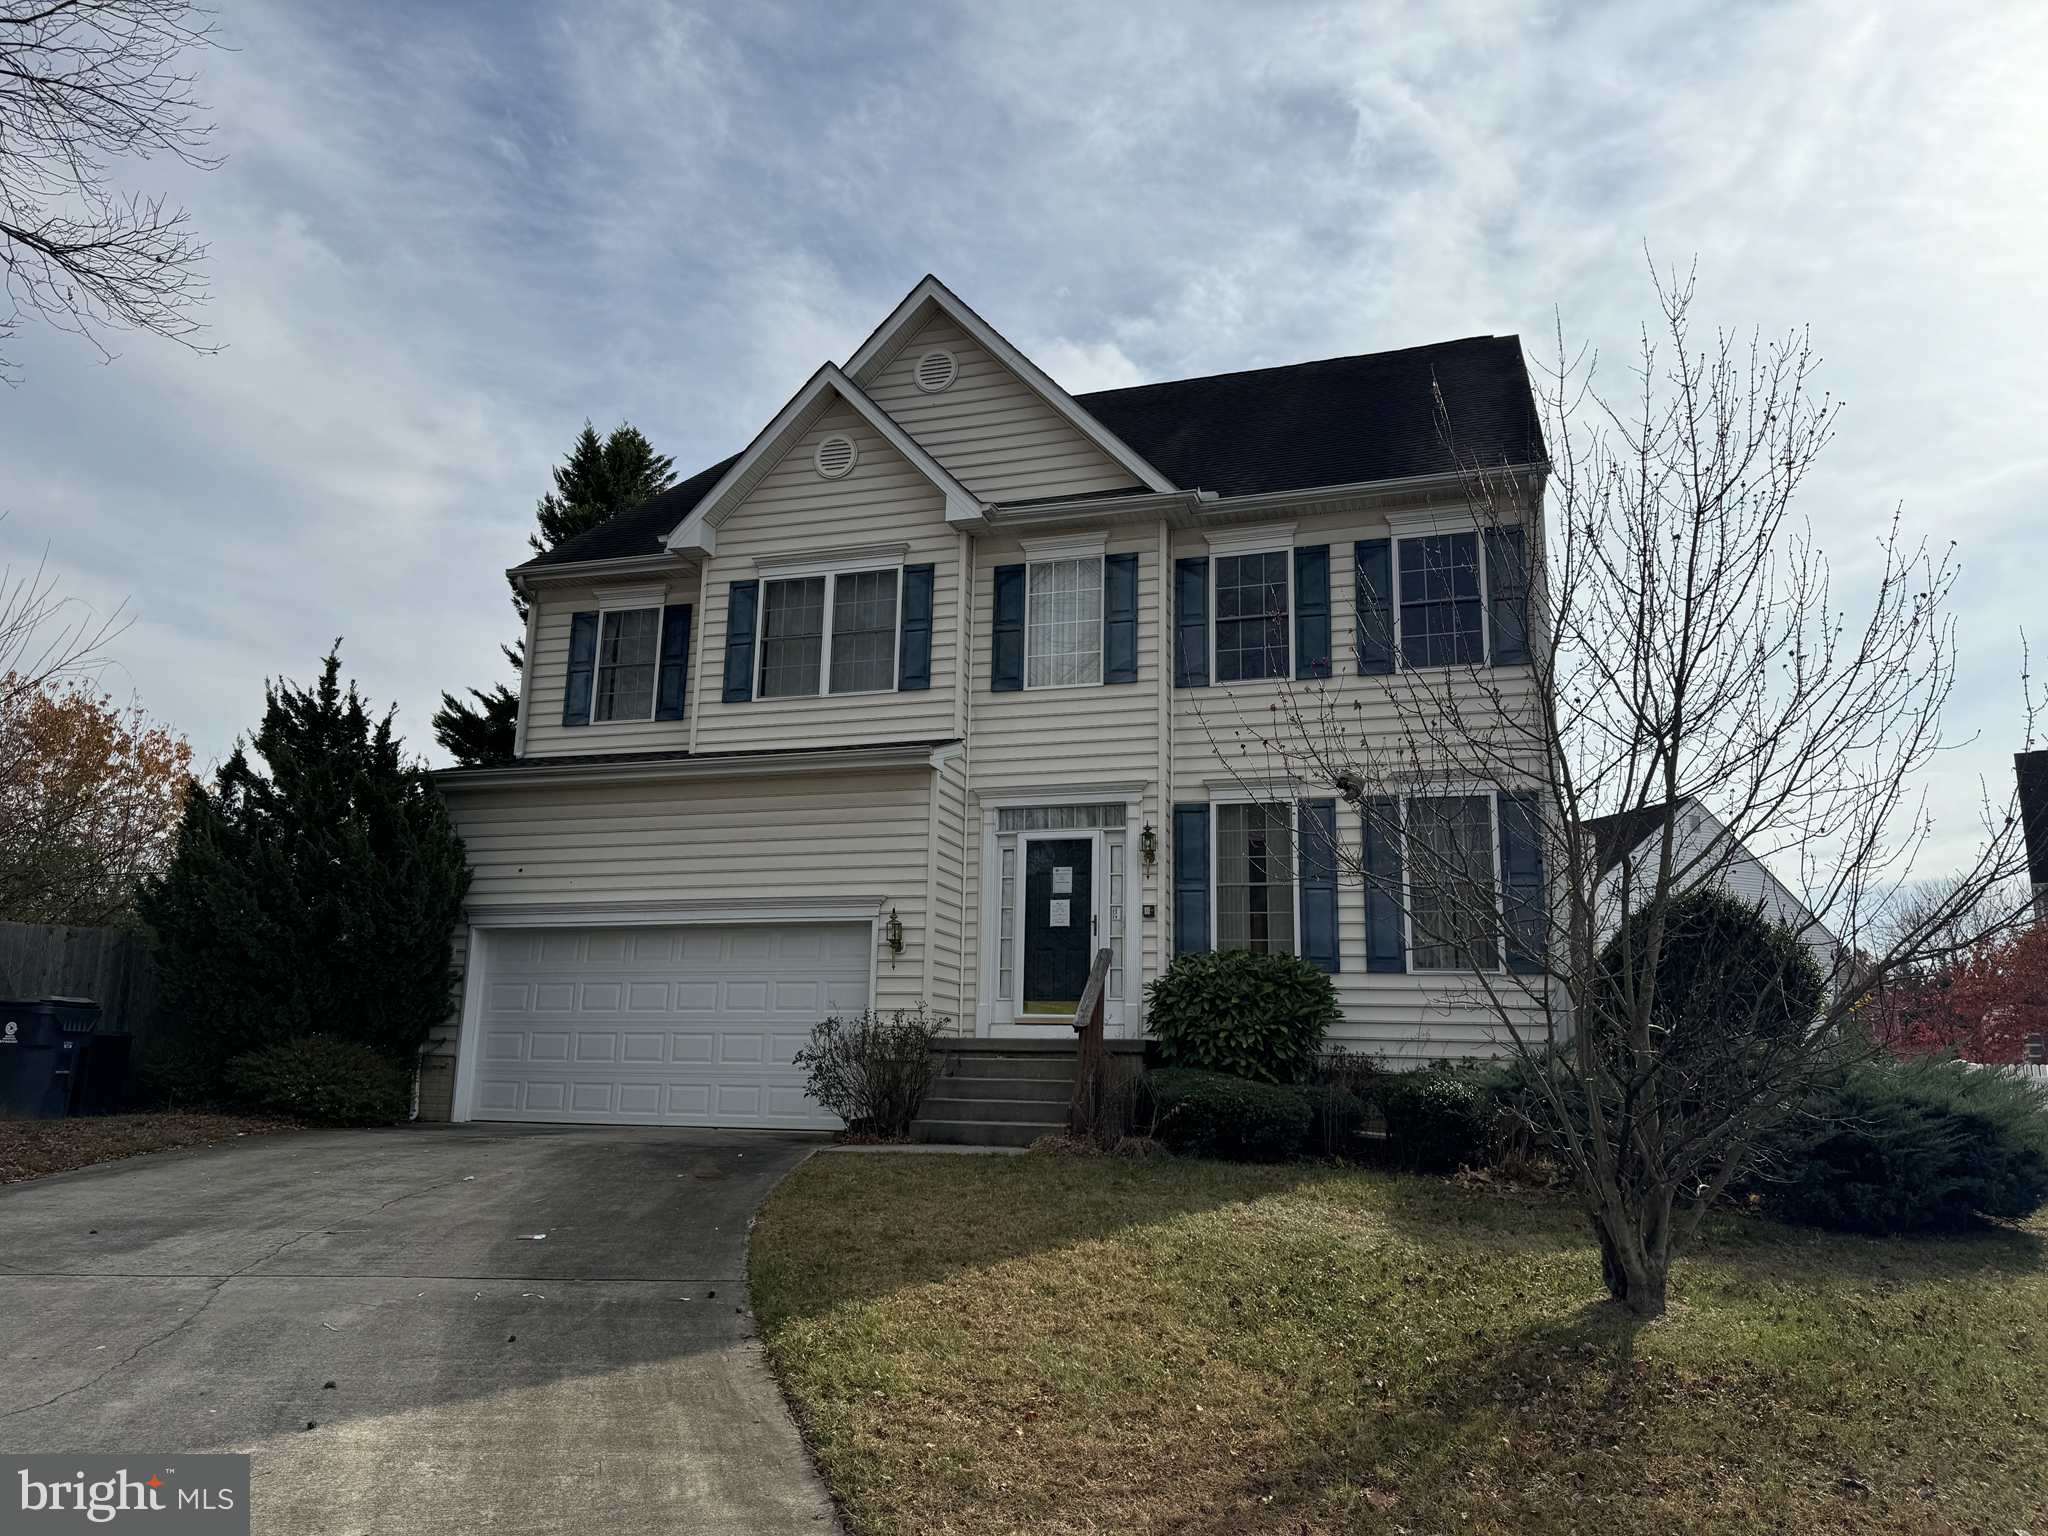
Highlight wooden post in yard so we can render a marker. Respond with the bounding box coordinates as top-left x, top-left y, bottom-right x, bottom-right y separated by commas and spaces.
1068, 946, 1113, 1140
